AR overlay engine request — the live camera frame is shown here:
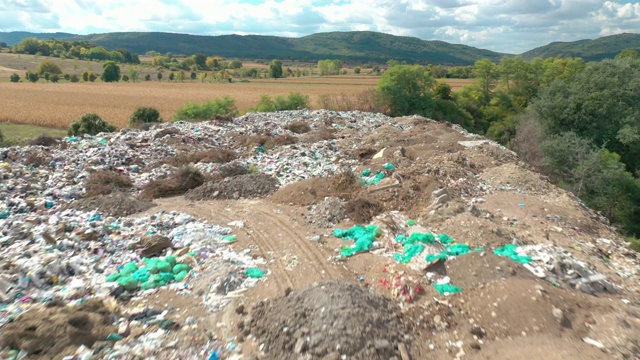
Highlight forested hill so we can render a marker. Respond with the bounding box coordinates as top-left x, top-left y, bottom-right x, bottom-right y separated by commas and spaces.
521, 33, 640, 61
0, 31, 505, 65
